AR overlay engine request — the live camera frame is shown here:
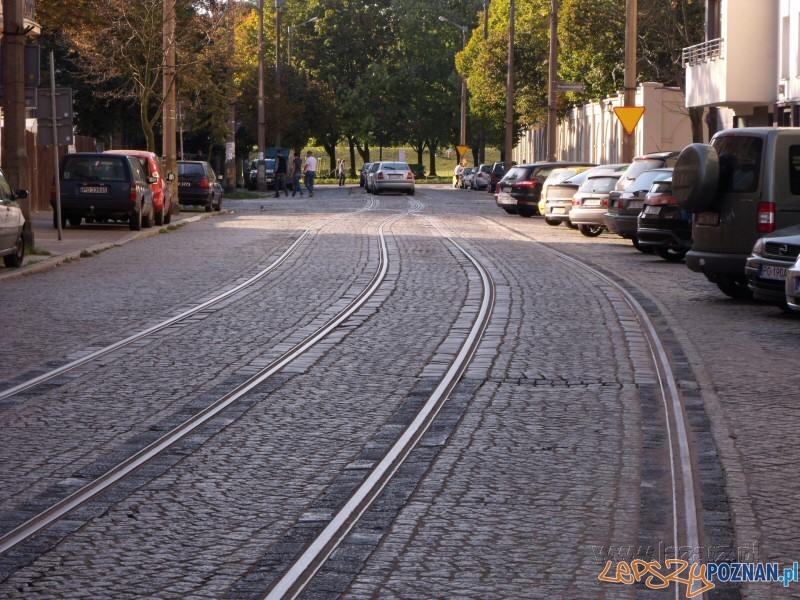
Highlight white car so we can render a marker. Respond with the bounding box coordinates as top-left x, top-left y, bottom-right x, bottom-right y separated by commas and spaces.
371, 162, 415, 195
785, 253, 800, 311
0, 167, 26, 268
